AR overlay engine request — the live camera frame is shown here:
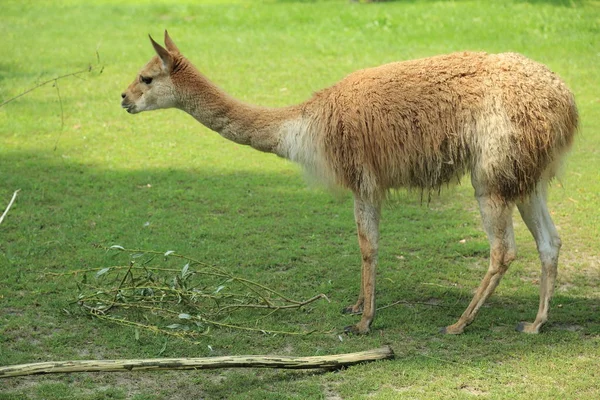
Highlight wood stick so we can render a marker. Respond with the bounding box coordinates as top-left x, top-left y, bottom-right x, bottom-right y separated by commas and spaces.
0, 189, 20, 226
0, 346, 394, 378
